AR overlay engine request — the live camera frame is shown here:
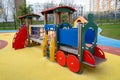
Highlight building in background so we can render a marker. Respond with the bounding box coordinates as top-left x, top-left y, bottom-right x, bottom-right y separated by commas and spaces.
90, 0, 120, 24
91, 0, 120, 13
117, 0, 120, 11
